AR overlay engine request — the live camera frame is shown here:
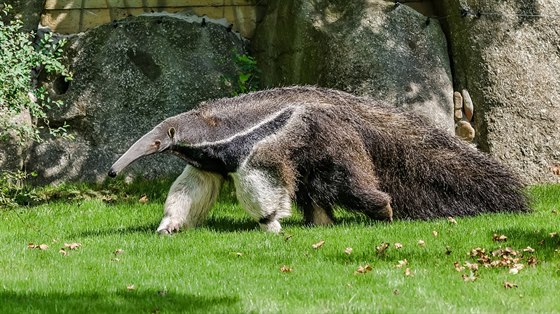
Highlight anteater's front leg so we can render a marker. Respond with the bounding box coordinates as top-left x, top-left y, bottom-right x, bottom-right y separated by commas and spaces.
157, 165, 223, 234
232, 163, 292, 233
